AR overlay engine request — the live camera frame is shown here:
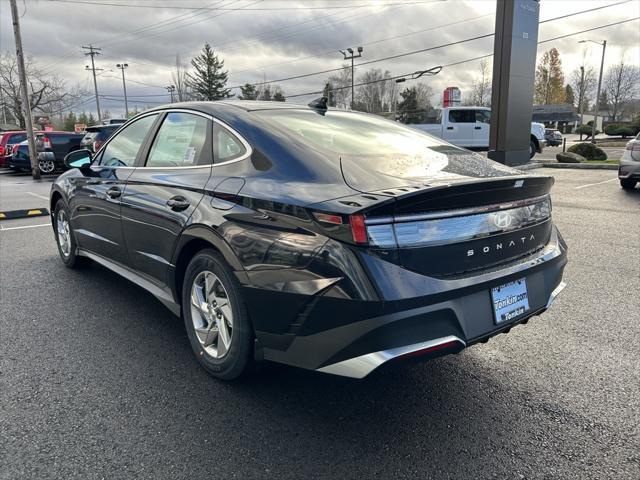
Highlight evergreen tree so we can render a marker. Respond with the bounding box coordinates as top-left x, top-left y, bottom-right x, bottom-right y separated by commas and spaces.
187, 43, 231, 101
534, 48, 565, 104
238, 83, 258, 100
397, 87, 421, 124
564, 85, 575, 106
273, 87, 285, 102
63, 111, 77, 131
258, 85, 272, 101
88, 113, 97, 125
77, 111, 89, 126
323, 82, 336, 107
